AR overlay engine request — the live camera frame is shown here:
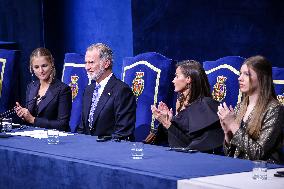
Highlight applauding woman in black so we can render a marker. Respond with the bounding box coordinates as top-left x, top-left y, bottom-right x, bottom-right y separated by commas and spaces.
152, 60, 224, 153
